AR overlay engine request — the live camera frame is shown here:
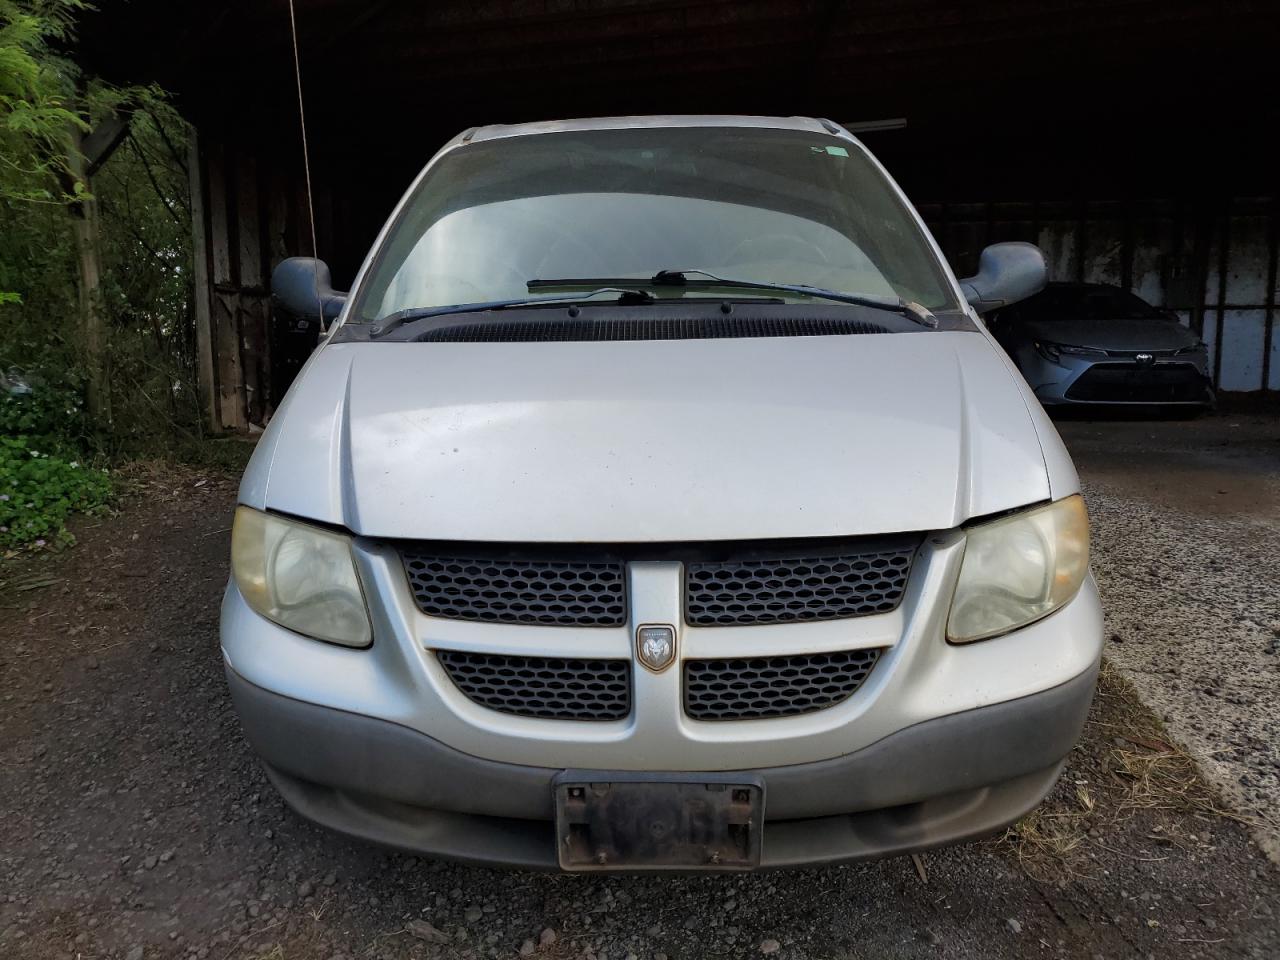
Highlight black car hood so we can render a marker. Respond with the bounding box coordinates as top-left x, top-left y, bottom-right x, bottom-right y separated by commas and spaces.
1022, 318, 1200, 352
